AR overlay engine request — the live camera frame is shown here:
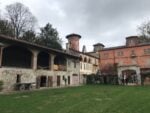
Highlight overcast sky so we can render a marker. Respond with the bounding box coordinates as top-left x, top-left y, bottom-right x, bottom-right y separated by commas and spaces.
0, 0, 150, 51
